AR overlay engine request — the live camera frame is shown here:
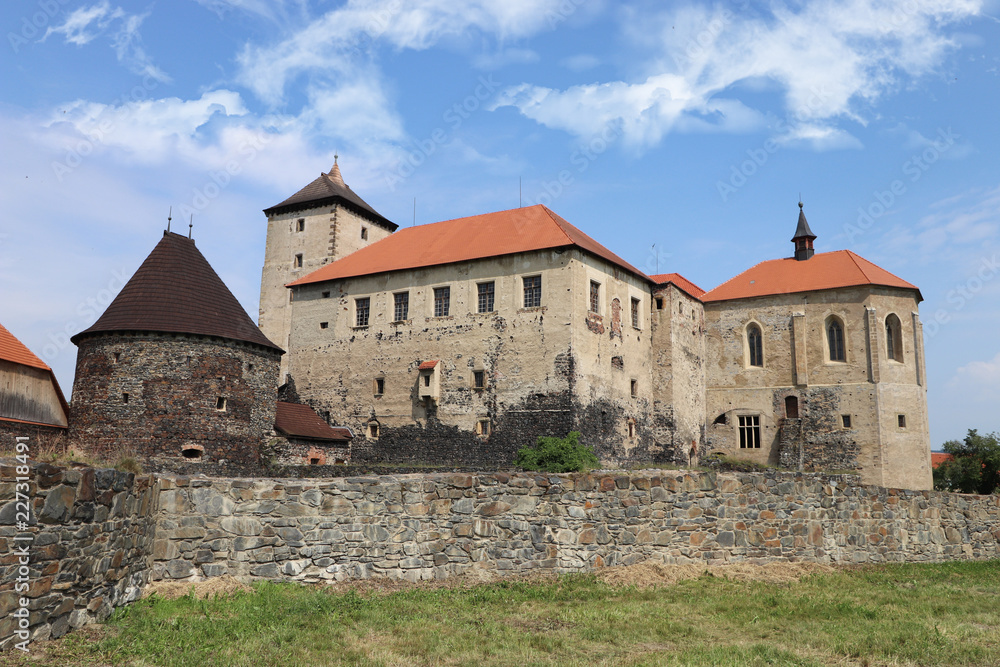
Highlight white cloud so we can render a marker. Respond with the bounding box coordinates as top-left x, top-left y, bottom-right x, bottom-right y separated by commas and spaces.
493, 0, 982, 150
949, 351, 1000, 399
42, 1, 170, 82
